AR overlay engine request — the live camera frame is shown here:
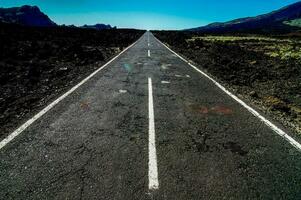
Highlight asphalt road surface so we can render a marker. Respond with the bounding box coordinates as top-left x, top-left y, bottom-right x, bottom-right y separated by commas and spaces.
0, 32, 301, 199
